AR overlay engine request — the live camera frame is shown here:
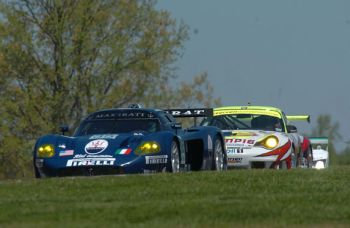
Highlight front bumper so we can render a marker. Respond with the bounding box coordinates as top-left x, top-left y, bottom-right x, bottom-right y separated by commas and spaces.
35, 154, 169, 177
226, 141, 292, 169
227, 155, 279, 168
